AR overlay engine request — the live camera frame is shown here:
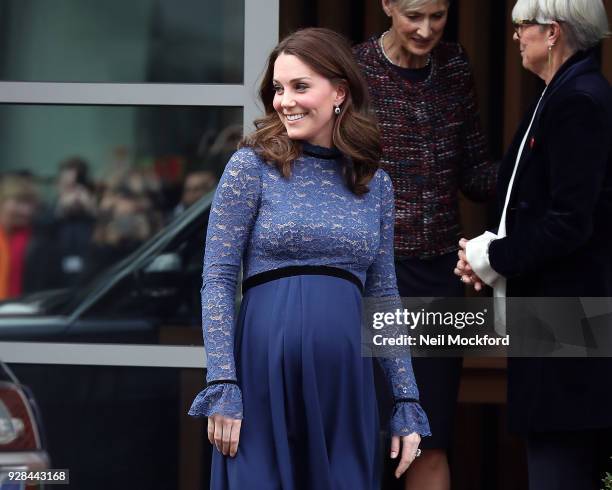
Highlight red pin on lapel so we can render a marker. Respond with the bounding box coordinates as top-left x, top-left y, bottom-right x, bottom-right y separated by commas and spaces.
529, 137, 536, 149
